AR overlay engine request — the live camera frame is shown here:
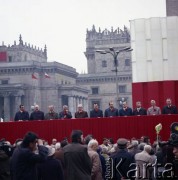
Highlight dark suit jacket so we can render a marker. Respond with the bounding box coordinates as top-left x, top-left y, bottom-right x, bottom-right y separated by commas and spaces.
30, 111, 44, 120
10, 145, 48, 180
75, 111, 88, 118
104, 108, 119, 117
90, 109, 103, 118
59, 111, 72, 119
119, 107, 133, 116
14, 111, 29, 121
132, 108, 147, 116
111, 149, 135, 179
0, 150, 11, 180
162, 105, 177, 114
63, 143, 92, 180
37, 156, 64, 180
